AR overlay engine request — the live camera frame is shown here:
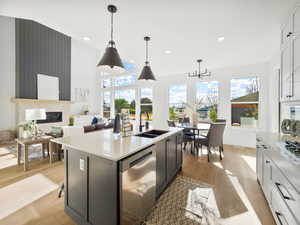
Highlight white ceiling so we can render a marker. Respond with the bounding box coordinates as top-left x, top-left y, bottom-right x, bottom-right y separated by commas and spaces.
0, 0, 297, 76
